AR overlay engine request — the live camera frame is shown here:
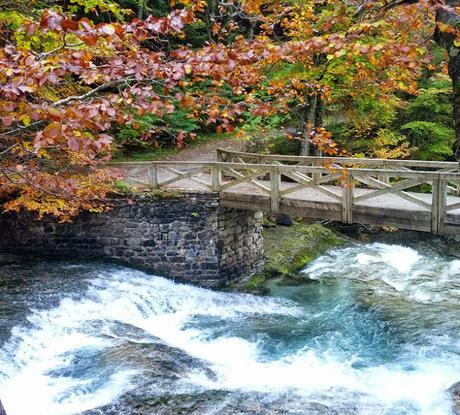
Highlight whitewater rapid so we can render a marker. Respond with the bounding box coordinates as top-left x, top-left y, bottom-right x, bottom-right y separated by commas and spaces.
0, 242, 459, 414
